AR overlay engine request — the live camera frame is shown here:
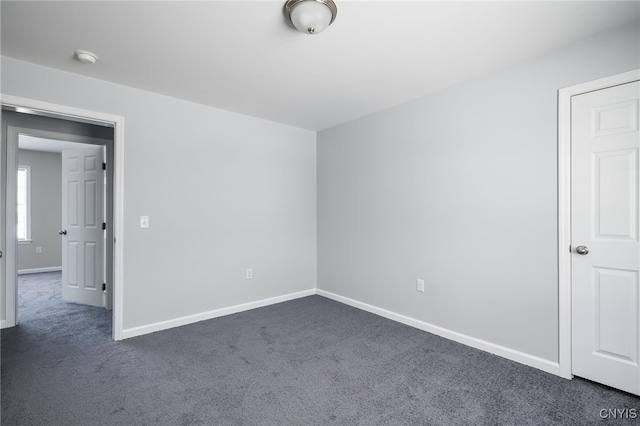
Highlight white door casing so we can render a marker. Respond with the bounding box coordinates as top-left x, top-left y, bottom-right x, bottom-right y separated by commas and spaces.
1, 94, 125, 340
61, 147, 105, 307
0, 127, 5, 329
571, 80, 640, 395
